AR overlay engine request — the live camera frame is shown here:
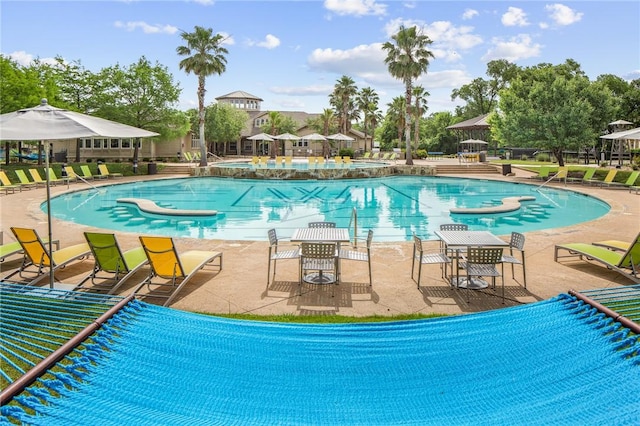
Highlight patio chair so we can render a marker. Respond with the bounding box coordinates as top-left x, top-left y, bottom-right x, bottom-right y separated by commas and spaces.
501, 232, 527, 288
133, 236, 223, 306
371, 152, 380, 160
554, 232, 640, 283
316, 157, 325, 166
521, 166, 550, 181
74, 232, 149, 294
64, 166, 80, 182
334, 156, 343, 165
98, 164, 123, 179
459, 246, 505, 303
299, 242, 339, 296
381, 152, 391, 160
267, 228, 300, 285
1, 237, 59, 262
566, 167, 596, 184
308, 221, 336, 228
362, 152, 371, 160
411, 234, 450, 289
15, 169, 41, 189
338, 229, 373, 286
80, 165, 104, 180
0, 170, 20, 194
592, 239, 631, 252
439, 223, 469, 261
3, 227, 90, 286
